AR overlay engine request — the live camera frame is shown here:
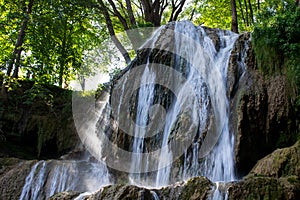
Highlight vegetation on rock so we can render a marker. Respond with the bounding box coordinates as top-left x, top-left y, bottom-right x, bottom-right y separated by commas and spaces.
0, 0, 299, 199
0, 79, 78, 159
